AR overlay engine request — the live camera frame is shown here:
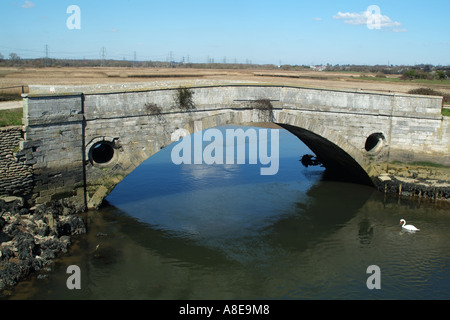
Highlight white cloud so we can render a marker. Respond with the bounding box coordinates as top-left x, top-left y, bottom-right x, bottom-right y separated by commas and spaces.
334, 12, 366, 25
312, 17, 322, 22
333, 9, 404, 31
21, 1, 35, 9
